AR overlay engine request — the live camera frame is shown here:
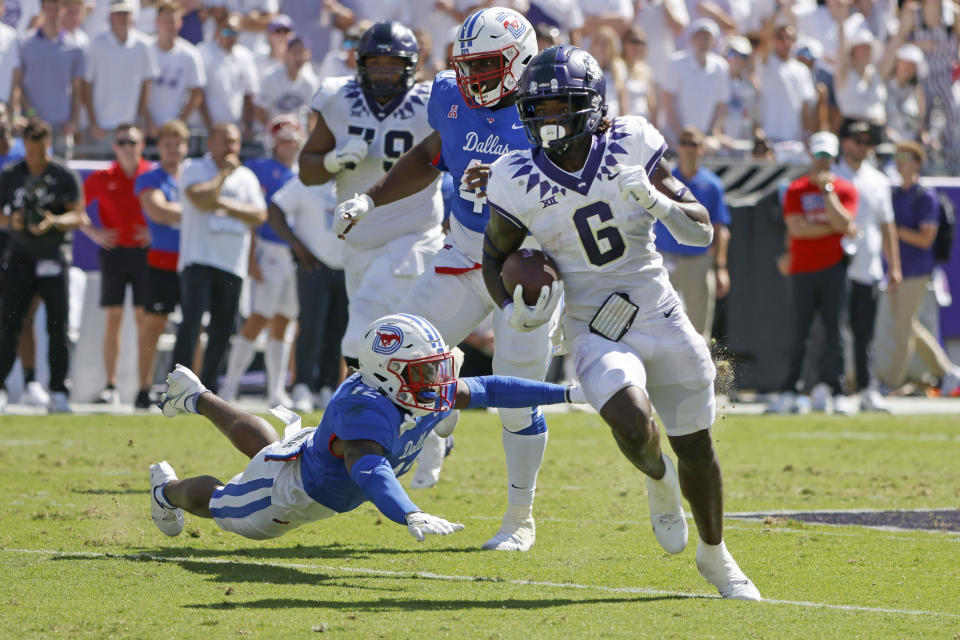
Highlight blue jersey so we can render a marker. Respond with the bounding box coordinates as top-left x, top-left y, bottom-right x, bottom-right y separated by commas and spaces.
299, 373, 448, 514
134, 167, 181, 266
427, 71, 530, 251
243, 157, 296, 245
